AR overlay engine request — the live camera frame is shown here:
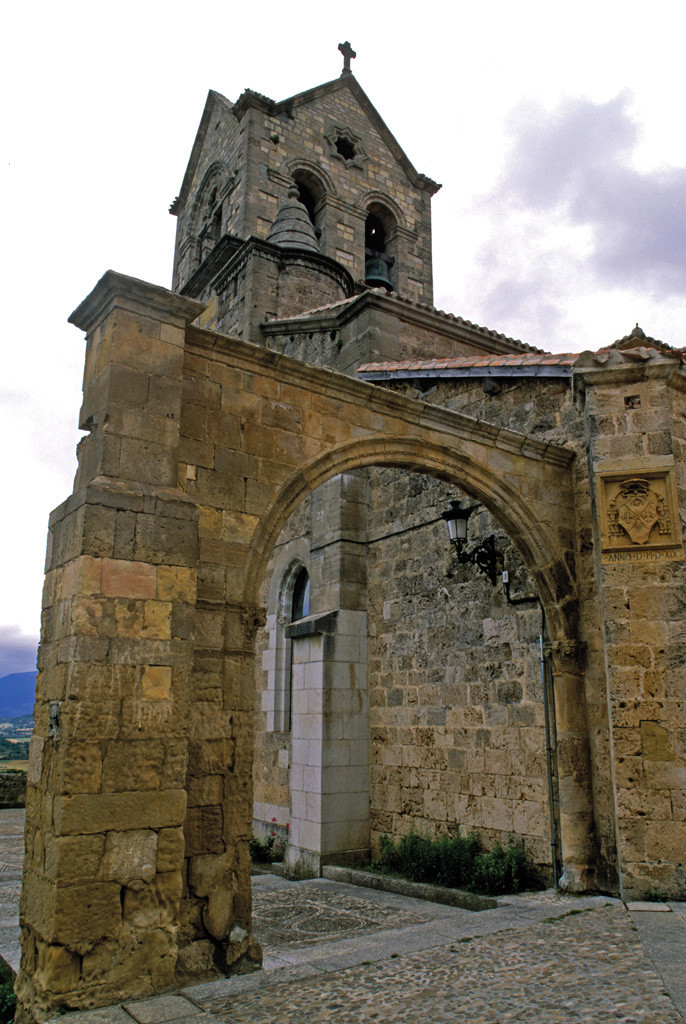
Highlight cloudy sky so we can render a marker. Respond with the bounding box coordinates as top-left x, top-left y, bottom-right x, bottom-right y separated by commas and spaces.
2, 0, 685, 672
